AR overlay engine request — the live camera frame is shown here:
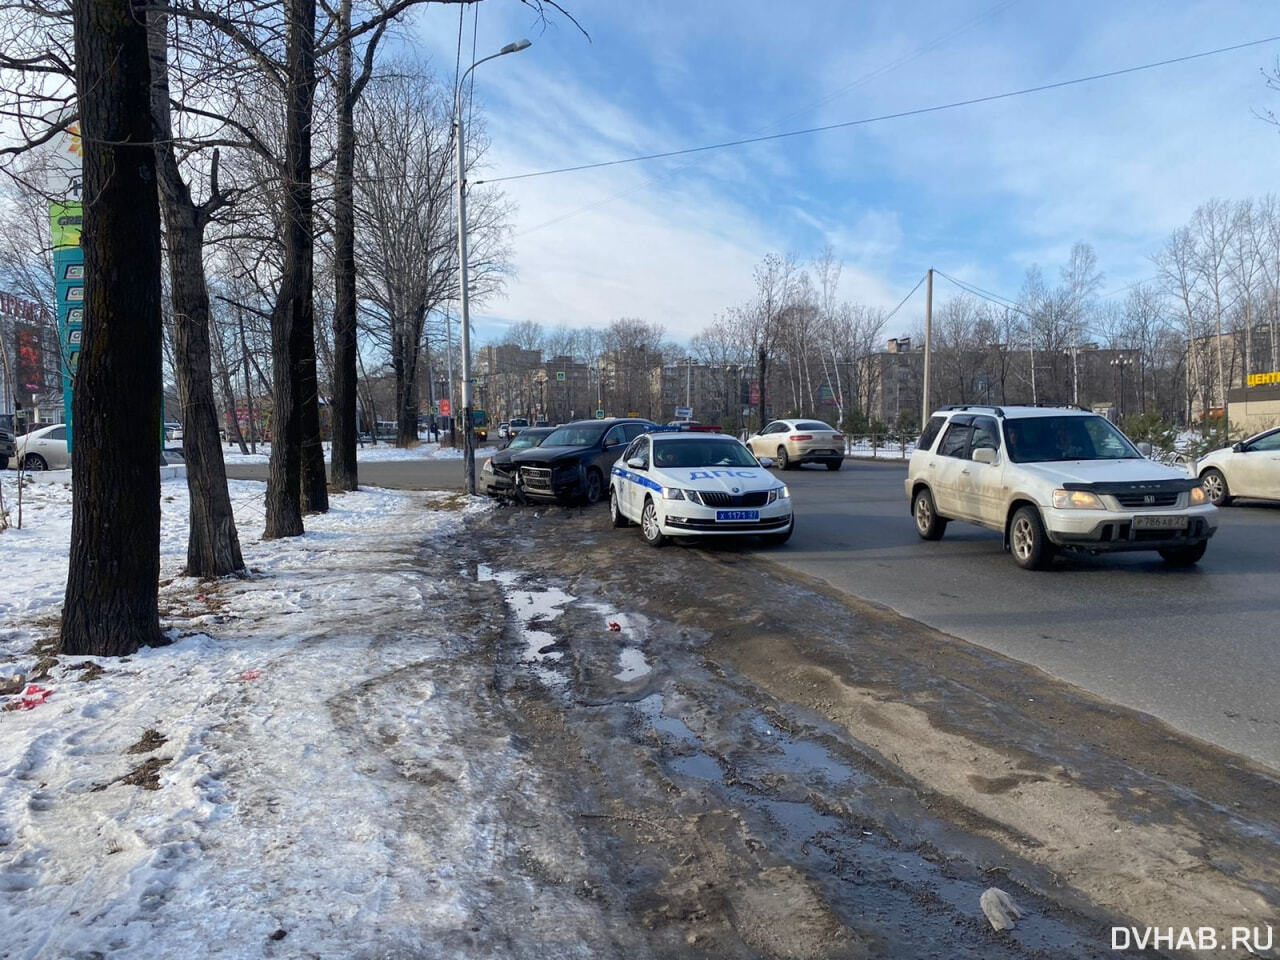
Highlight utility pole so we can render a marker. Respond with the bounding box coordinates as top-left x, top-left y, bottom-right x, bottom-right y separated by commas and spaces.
921, 268, 932, 429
